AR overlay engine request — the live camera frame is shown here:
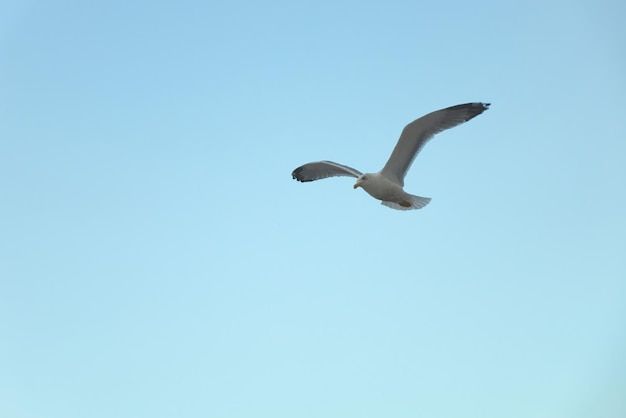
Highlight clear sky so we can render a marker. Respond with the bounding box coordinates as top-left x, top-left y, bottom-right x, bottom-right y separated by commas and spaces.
1, 0, 625, 417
